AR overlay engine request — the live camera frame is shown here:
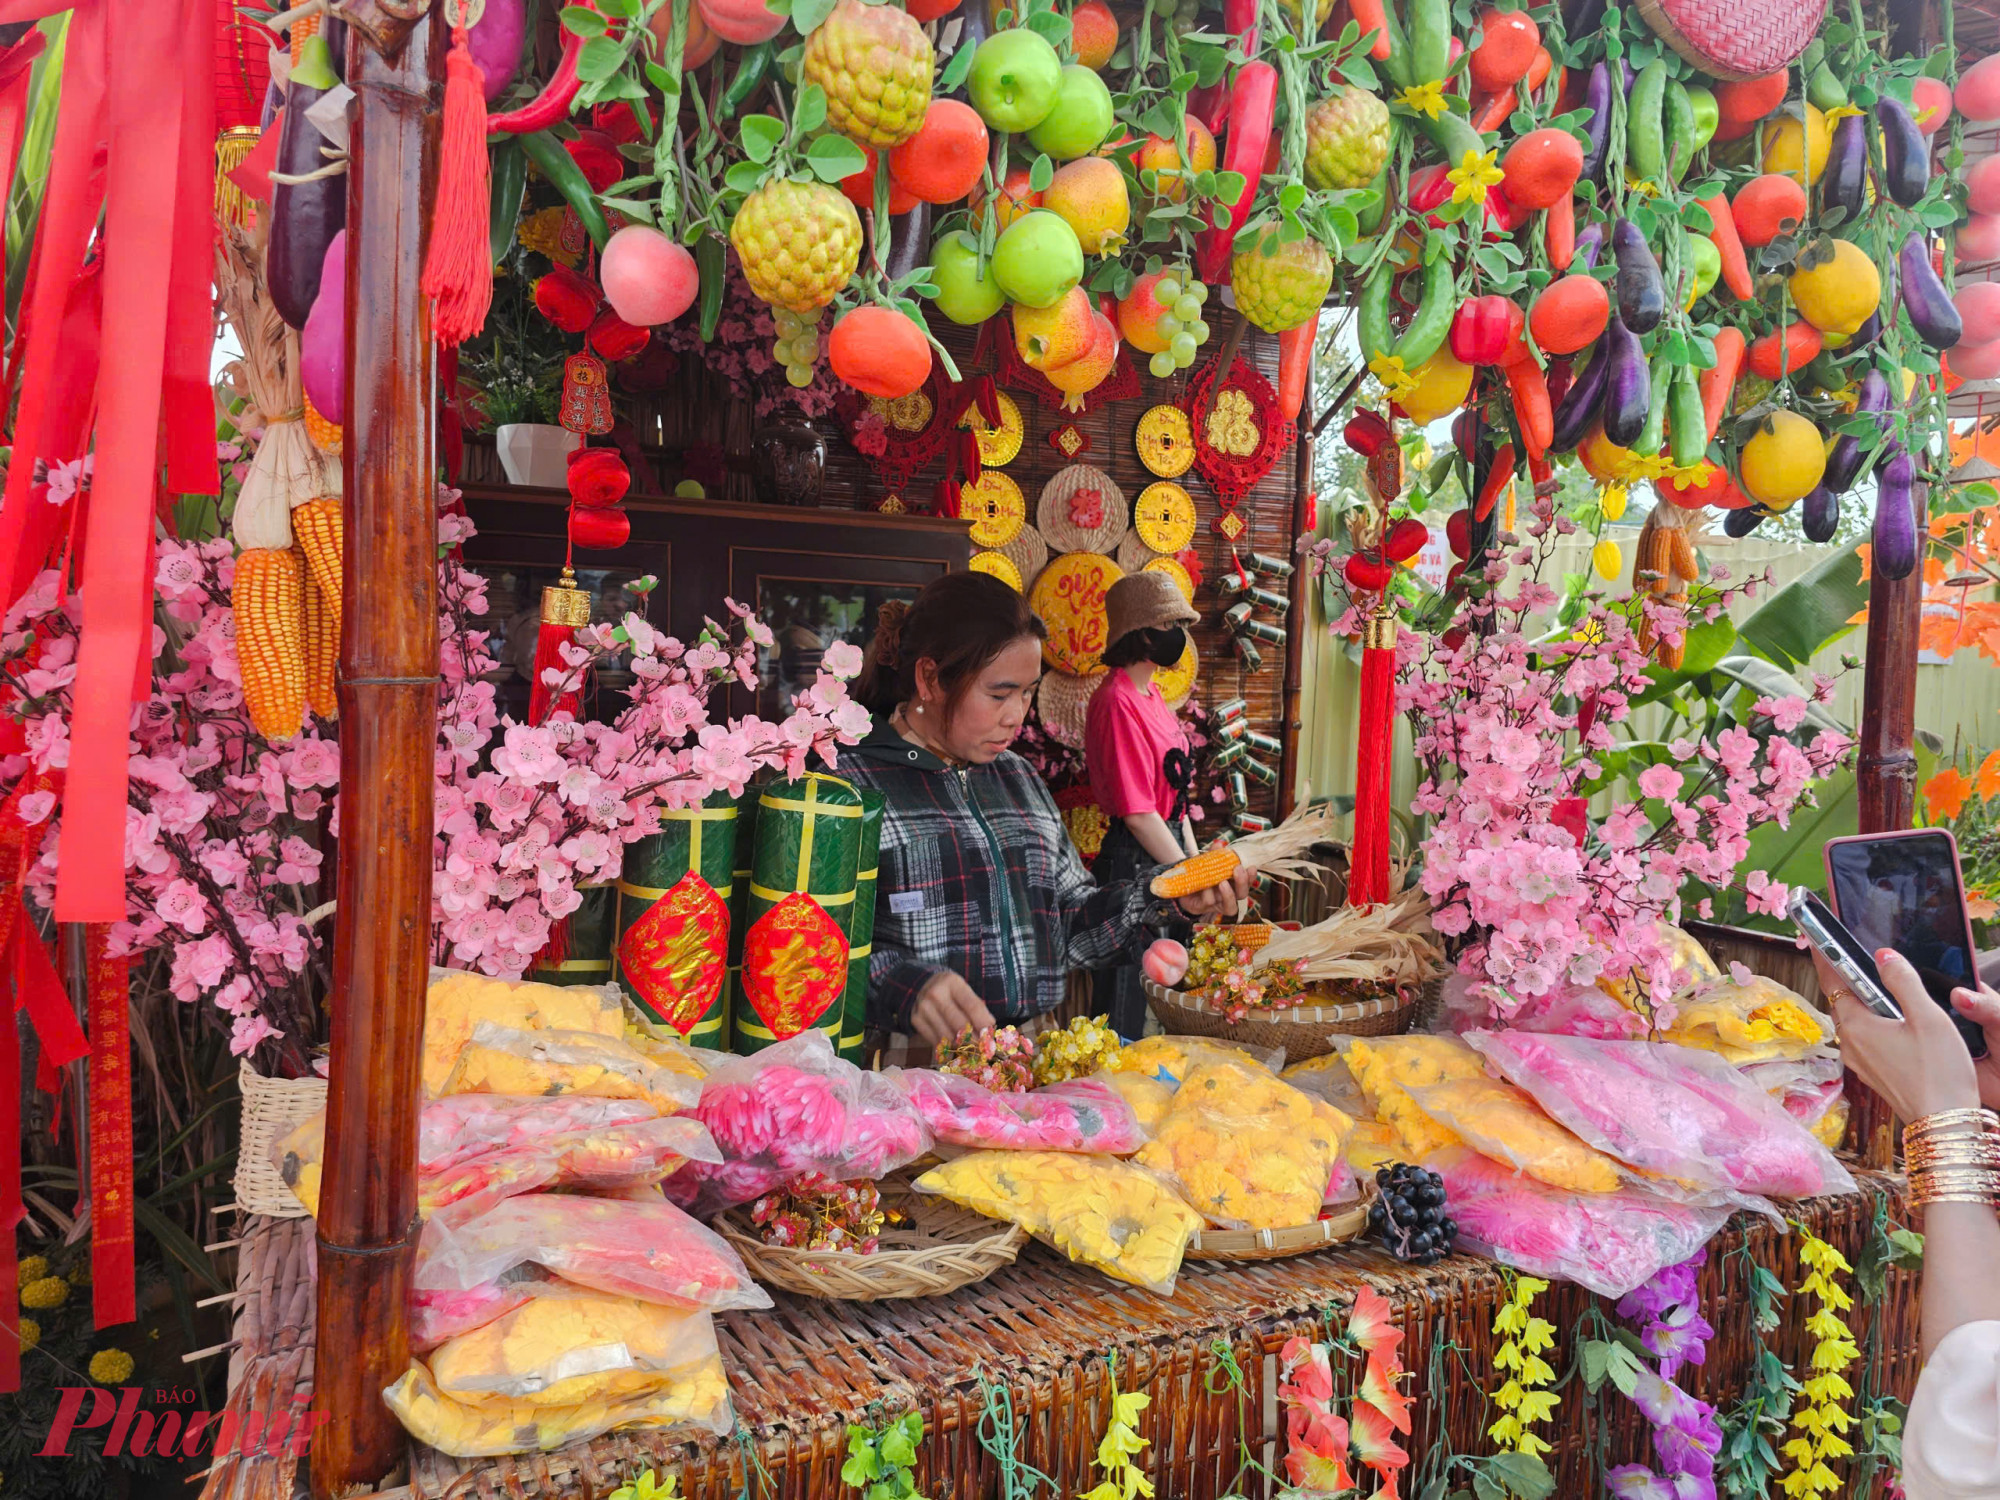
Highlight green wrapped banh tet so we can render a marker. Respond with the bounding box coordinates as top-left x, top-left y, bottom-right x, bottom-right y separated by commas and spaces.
839, 790, 885, 1064
732, 772, 861, 1054
527, 881, 614, 986
613, 789, 740, 1045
